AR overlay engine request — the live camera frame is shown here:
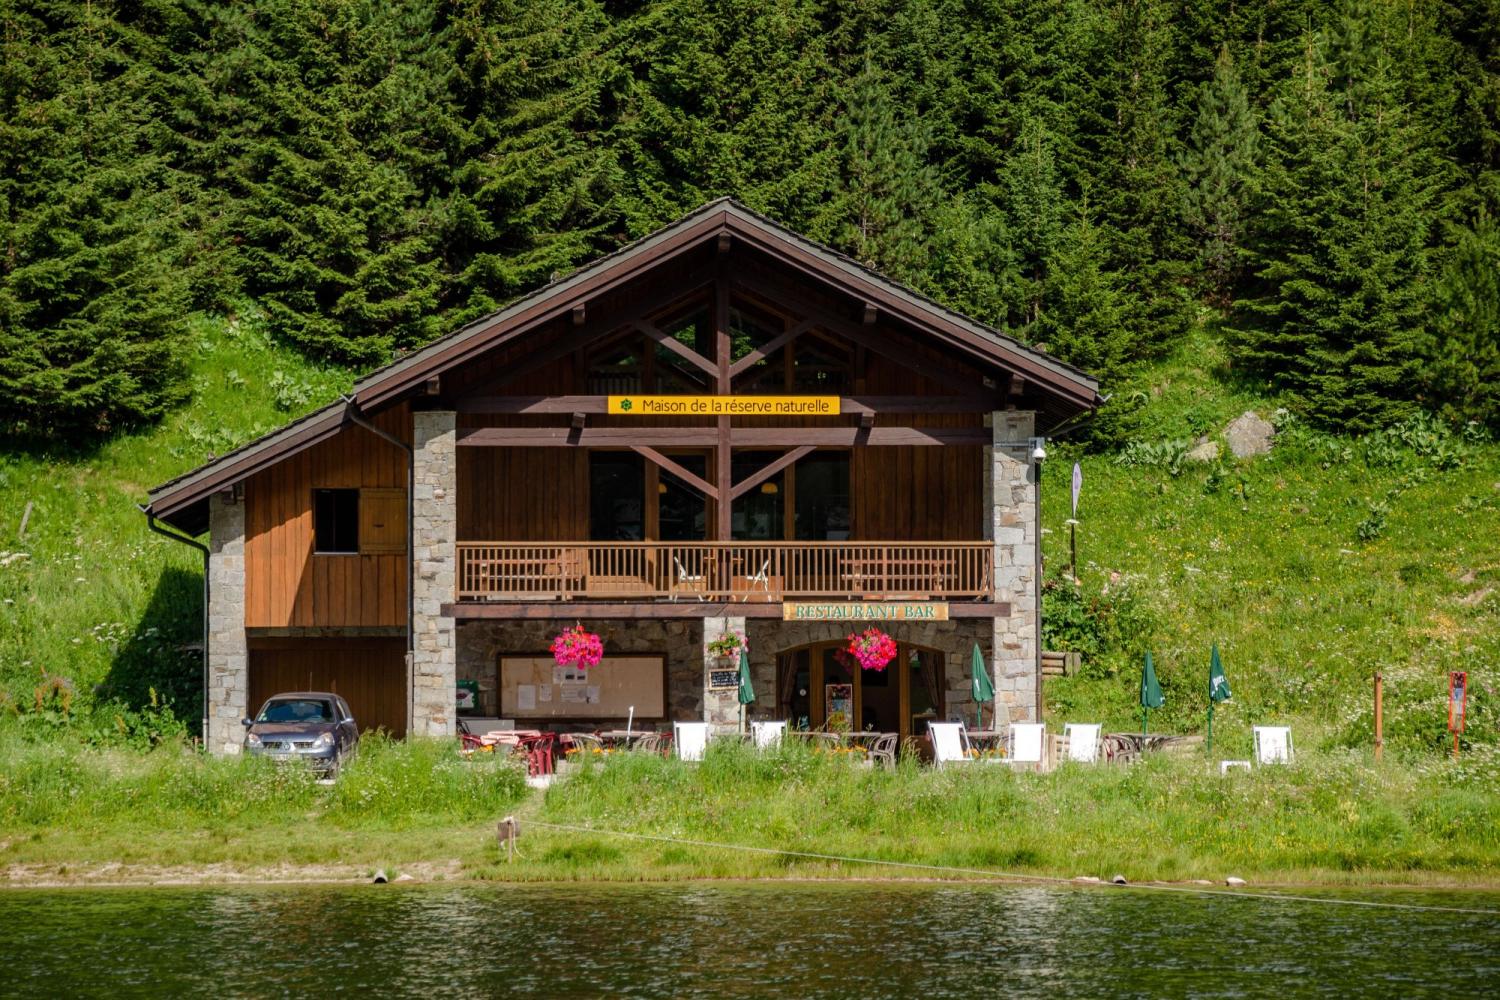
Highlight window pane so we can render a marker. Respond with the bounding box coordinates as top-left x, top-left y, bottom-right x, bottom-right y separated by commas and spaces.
794, 453, 850, 540
589, 454, 644, 540
314, 489, 359, 553
731, 450, 784, 540
658, 454, 708, 541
